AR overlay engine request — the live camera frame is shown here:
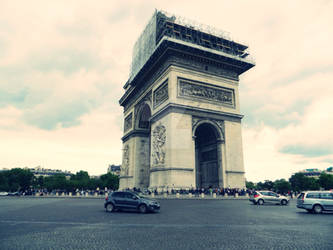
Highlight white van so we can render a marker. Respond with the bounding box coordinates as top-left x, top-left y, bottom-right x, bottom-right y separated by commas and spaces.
297, 191, 333, 214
